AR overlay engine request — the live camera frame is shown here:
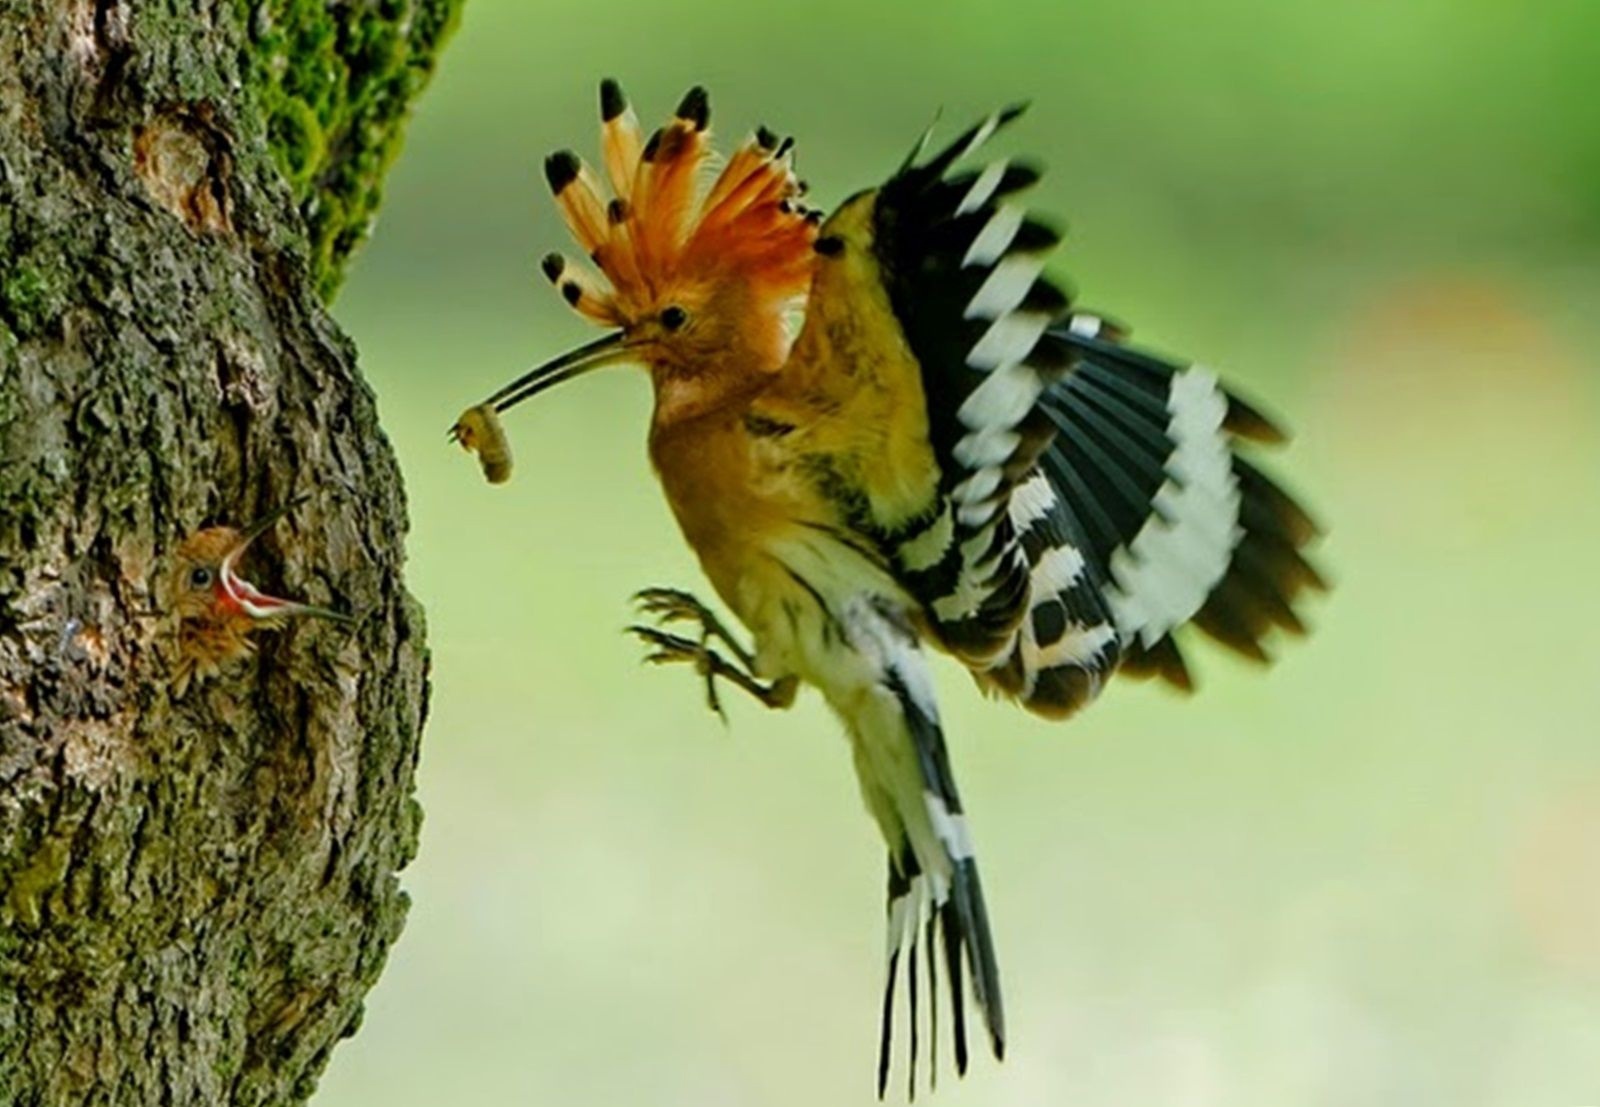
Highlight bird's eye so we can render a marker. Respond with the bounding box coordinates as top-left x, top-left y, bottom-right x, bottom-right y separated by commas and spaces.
189, 567, 213, 589
660, 306, 689, 331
